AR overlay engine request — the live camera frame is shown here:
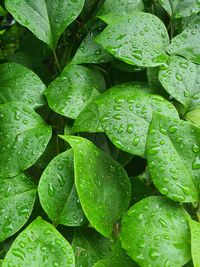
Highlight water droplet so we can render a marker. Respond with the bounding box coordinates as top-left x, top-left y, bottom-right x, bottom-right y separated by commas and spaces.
132, 137, 140, 146
192, 144, 200, 153
48, 183, 55, 197
169, 125, 177, 133
149, 146, 160, 155
192, 156, 200, 170
148, 248, 160, 260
